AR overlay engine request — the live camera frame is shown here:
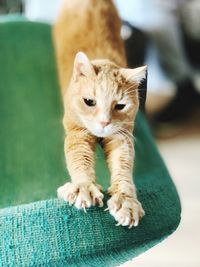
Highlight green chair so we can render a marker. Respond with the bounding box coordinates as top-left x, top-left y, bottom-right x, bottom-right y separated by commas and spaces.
0, 17, 181, 267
